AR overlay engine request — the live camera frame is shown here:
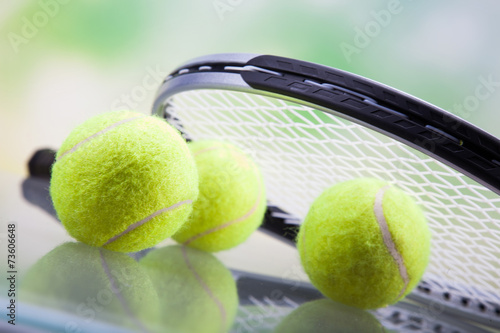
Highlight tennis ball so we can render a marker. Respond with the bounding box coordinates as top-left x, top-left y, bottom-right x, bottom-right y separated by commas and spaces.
297, 178, 431, 309
173, 140, 266, 252
140, 245, 238, 333
20, 242, 160, 332
50, 110, 198, 253
274, 299, 385, 333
